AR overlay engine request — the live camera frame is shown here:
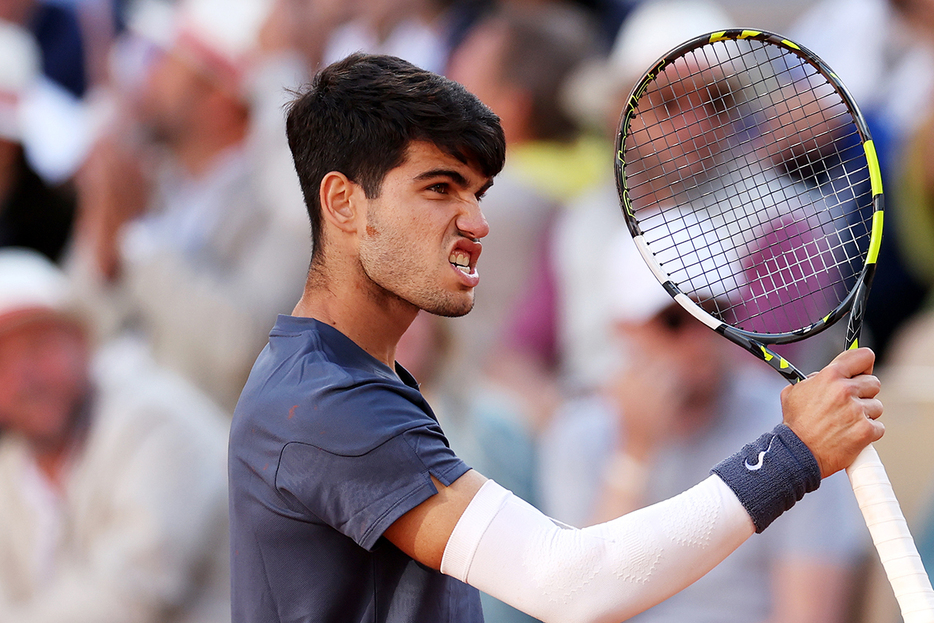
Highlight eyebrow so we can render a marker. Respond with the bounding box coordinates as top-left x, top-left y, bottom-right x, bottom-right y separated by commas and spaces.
414, 168, 494, 197
414, 168, 470, 186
